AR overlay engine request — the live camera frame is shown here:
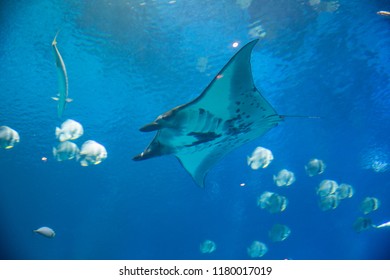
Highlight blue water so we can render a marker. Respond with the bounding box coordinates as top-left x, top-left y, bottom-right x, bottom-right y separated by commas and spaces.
1, 0, 390, 260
